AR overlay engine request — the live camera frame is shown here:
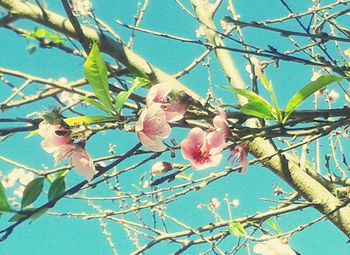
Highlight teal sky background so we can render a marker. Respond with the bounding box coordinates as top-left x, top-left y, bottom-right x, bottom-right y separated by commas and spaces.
0, 0, 349, 254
